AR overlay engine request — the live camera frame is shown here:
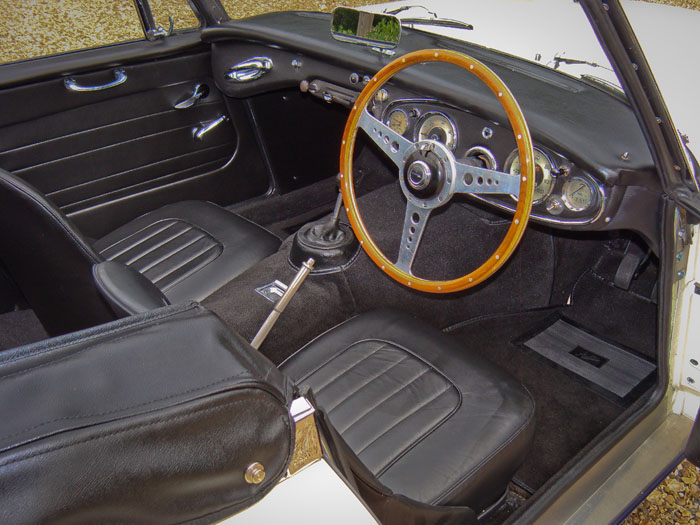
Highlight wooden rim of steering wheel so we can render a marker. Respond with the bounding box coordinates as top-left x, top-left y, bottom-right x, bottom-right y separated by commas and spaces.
339, 49, 535, 293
